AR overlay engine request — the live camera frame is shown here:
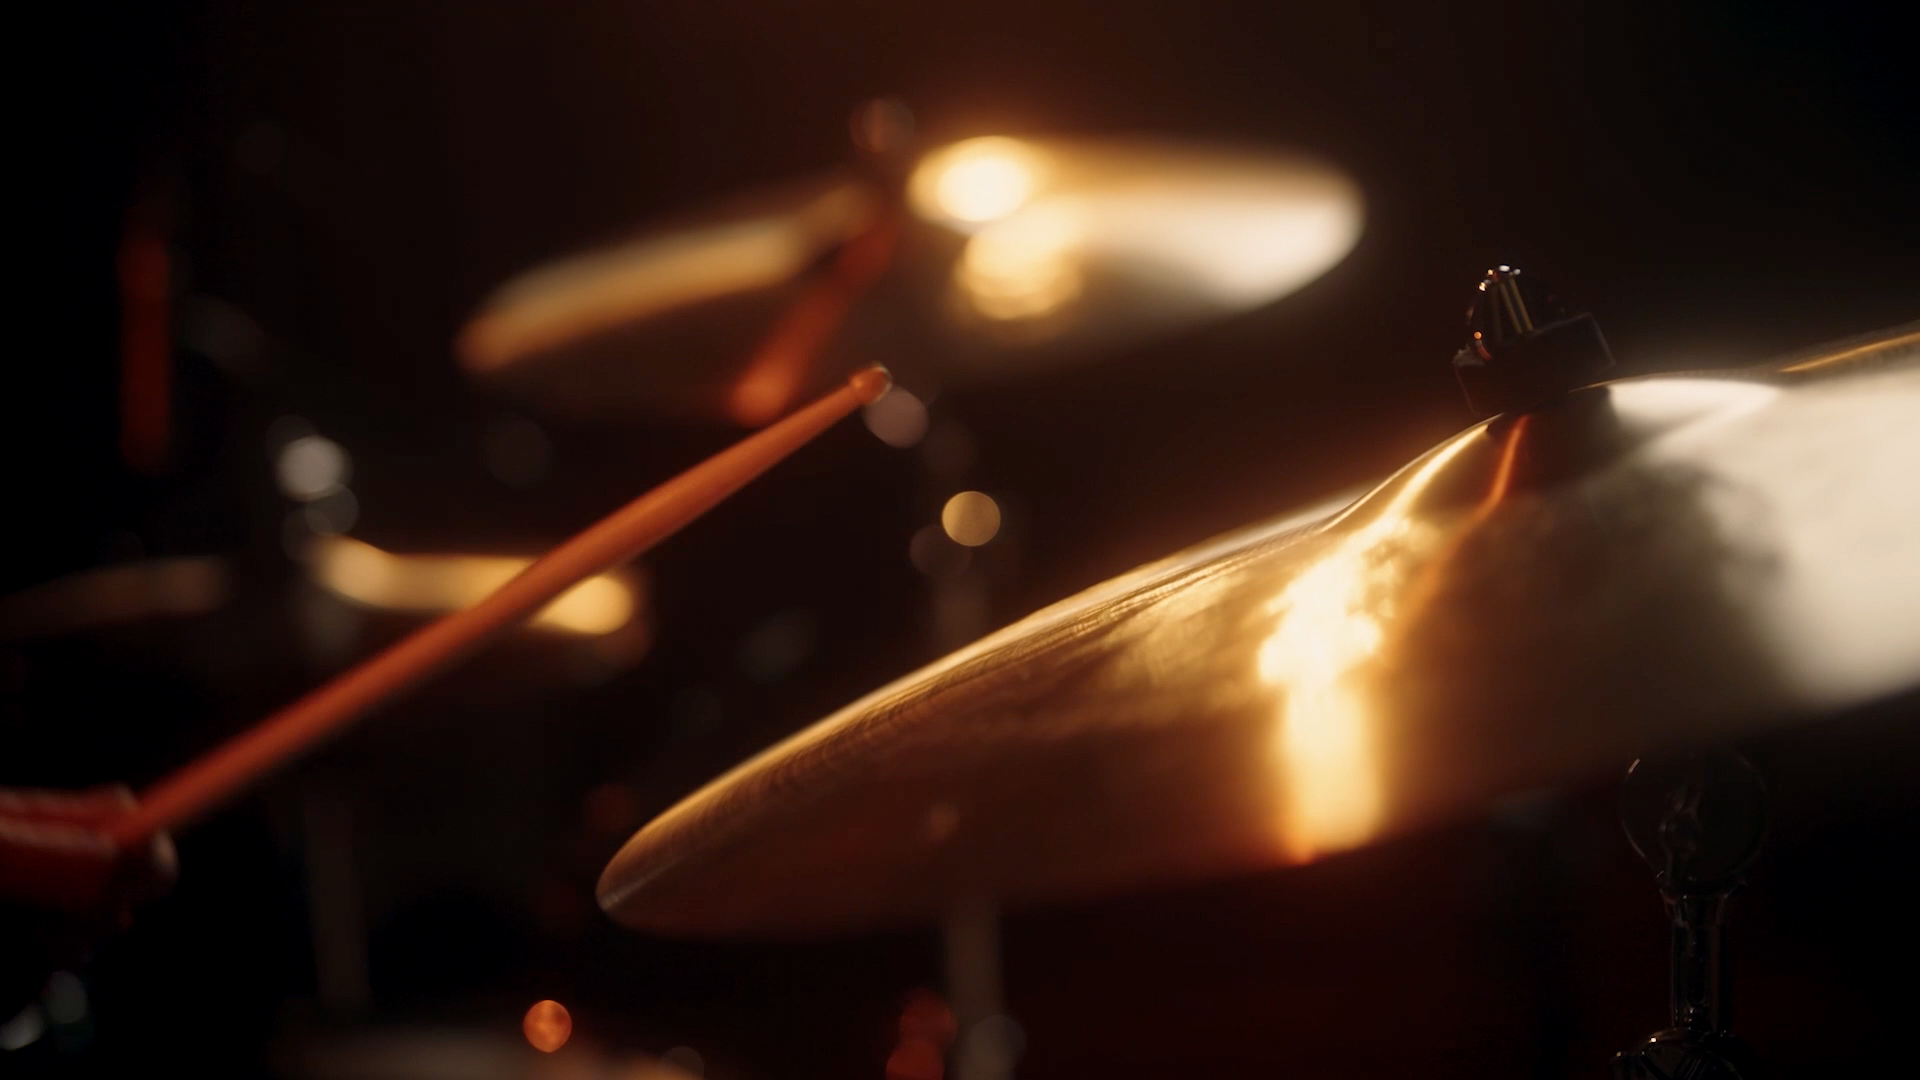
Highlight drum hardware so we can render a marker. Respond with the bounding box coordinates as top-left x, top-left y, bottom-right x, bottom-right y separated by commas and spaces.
1451, 265, 1615, 419
462, 102, 1355, 1076
1612, 751, 1768, 1080
943, 895, 1016, 1080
